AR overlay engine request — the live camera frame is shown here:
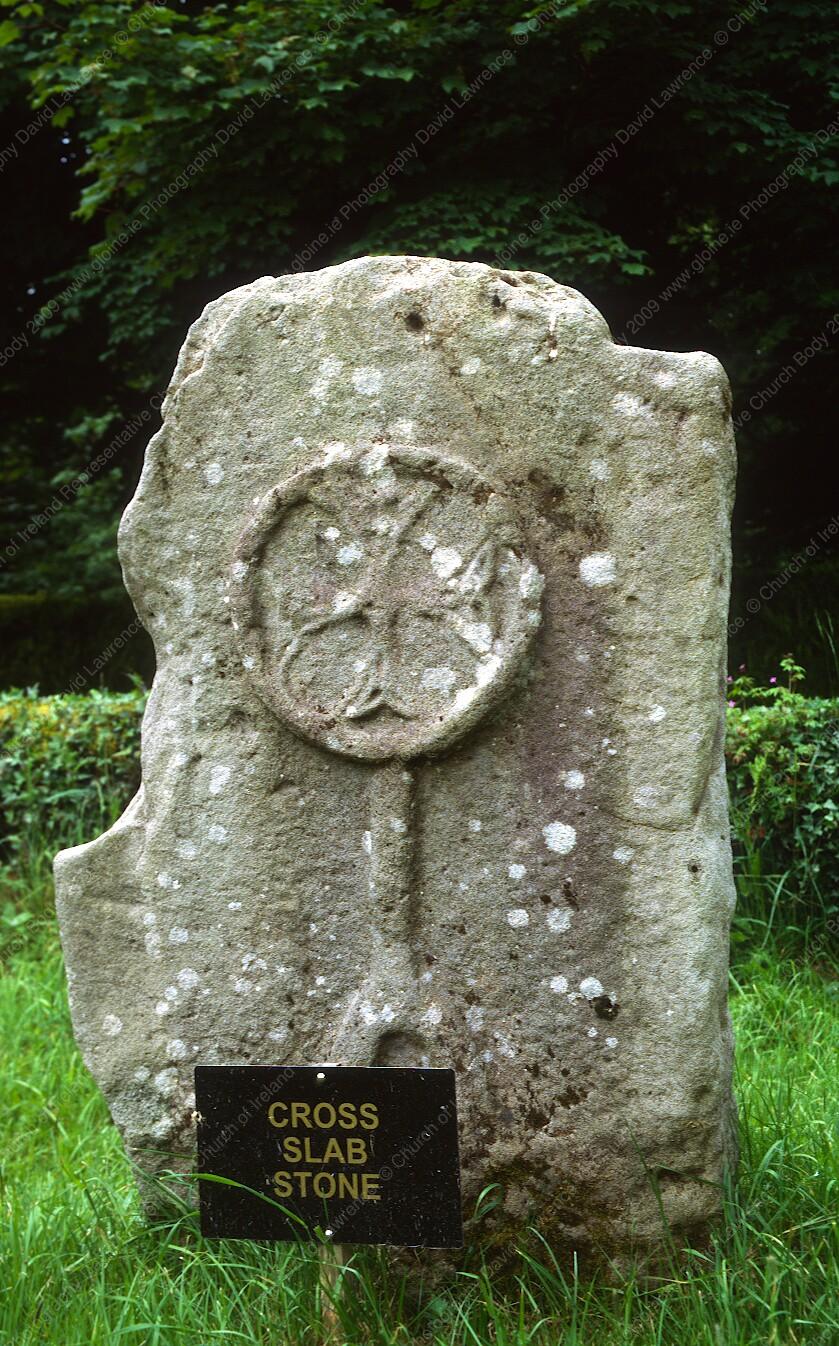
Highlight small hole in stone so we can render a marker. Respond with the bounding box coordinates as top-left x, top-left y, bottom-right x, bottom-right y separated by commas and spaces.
405, 311, 424, 331
593, 995, 619, 1021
